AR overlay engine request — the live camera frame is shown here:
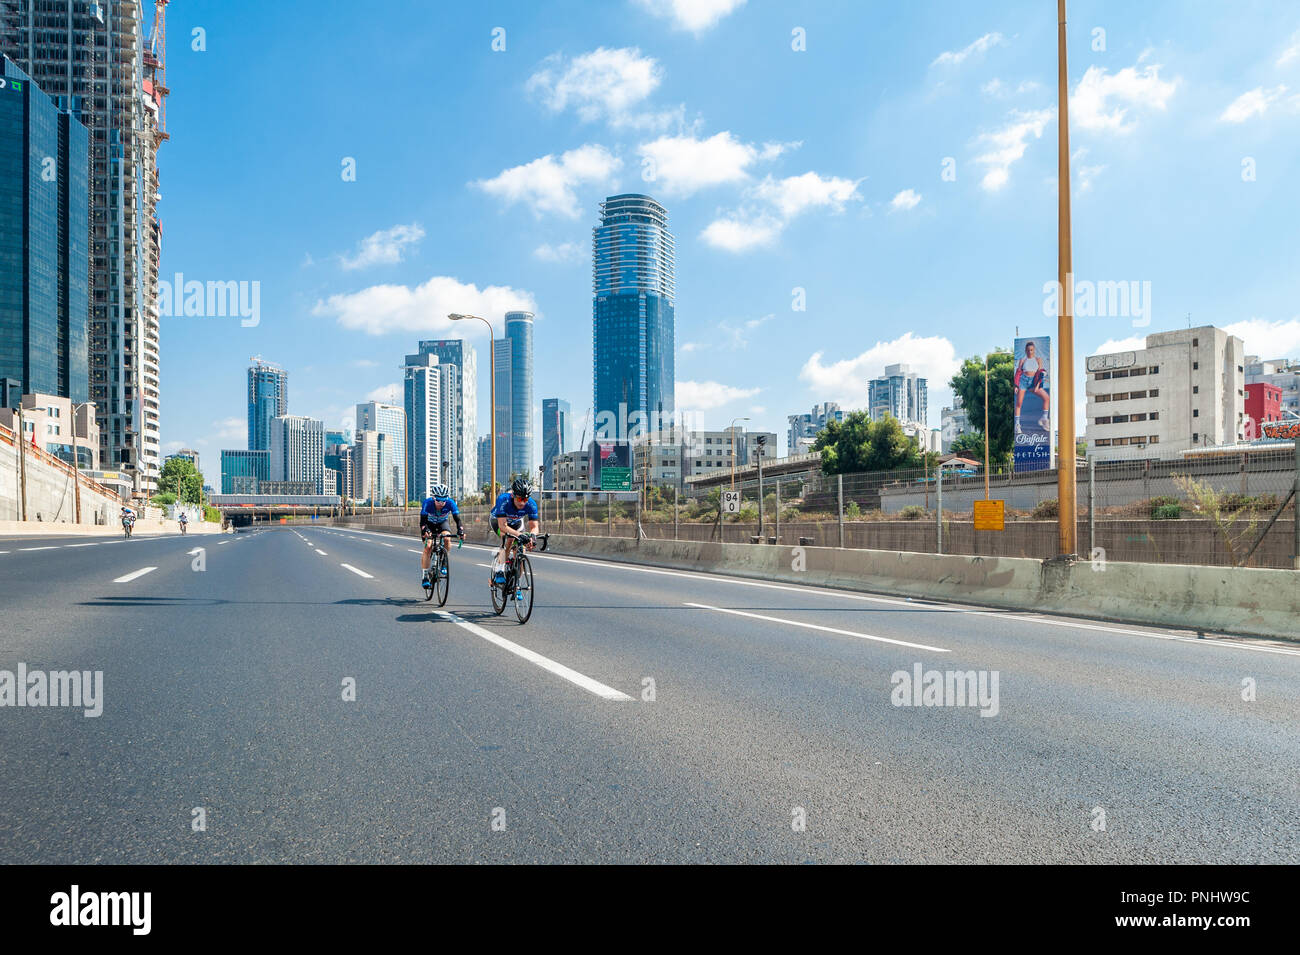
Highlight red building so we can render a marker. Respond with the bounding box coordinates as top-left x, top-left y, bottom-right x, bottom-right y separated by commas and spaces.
1245, 382, 1283, 438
